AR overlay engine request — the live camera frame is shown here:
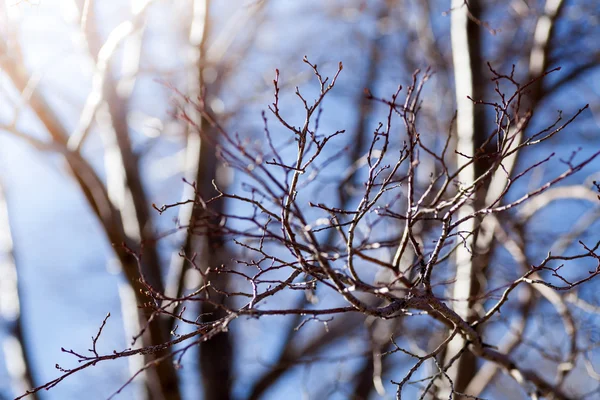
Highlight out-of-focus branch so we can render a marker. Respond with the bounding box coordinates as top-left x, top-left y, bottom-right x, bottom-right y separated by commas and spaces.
76, 0, 164, 295
542, 58, 600, 99
477, 346, 571, 400
480, 0, 566, 219
0, 43, 128, 268
163, 0, 213, 314
66, 0, 154, 152
518, 185, 598, 220
480, 0, 564, 209
464, 285, 535, 397
351, 319, 399, 398
467, 205, 584, 396
247, 312, 367, 400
